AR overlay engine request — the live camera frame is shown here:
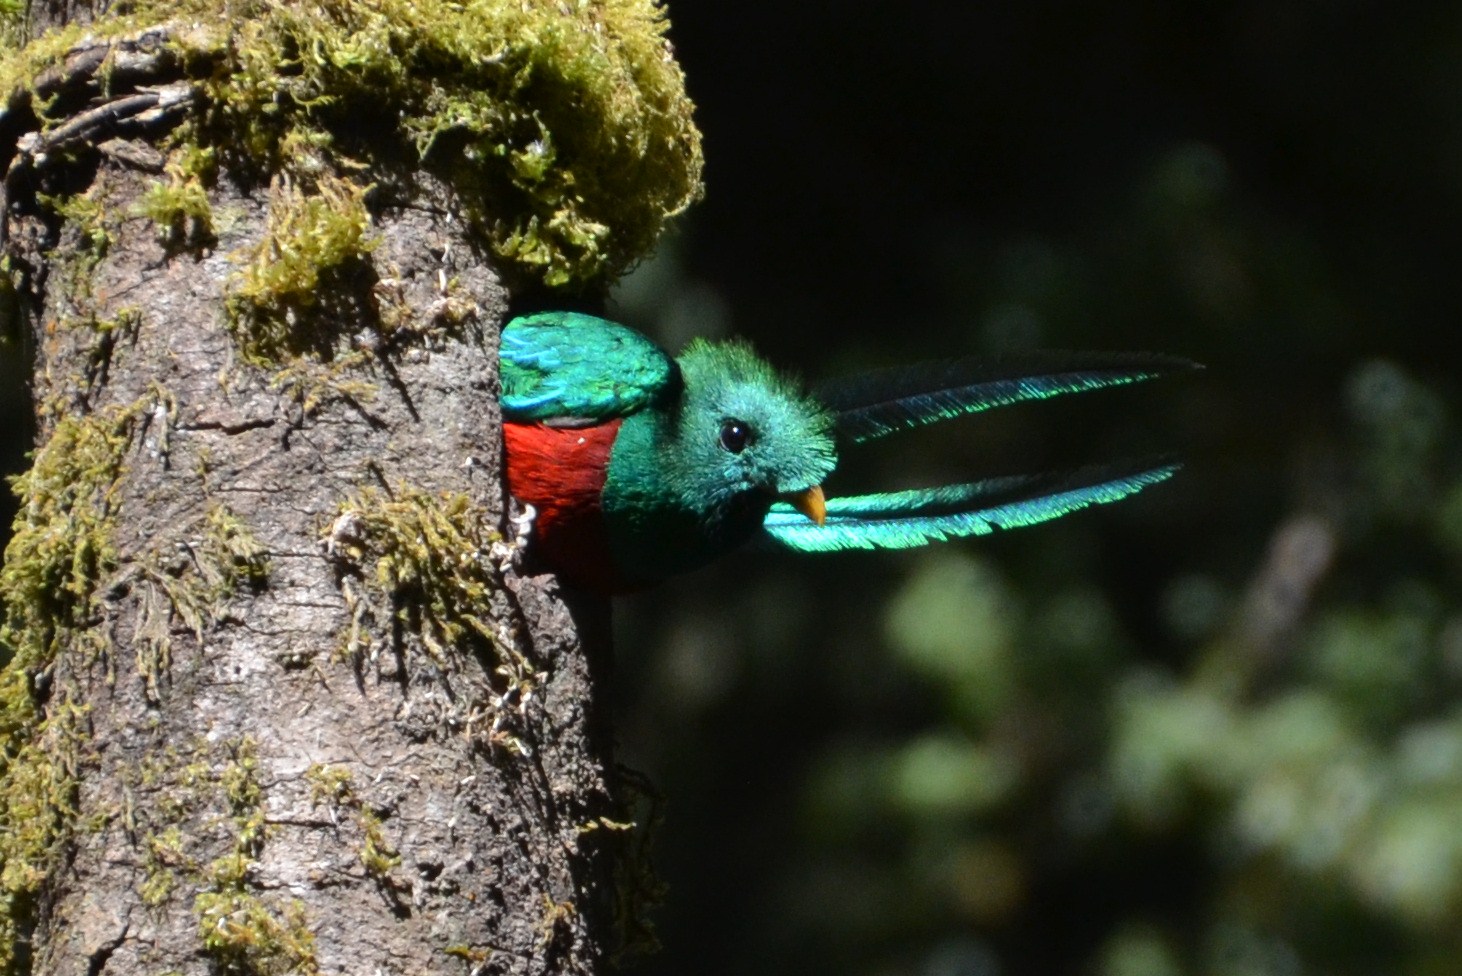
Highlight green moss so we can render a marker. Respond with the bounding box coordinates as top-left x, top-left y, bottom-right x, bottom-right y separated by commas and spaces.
305, 761, 401, 883
46, 309, 145, 422
373, 274, 478, 346
357, 808, 401, 879
149, 749, 212, 824
303, 763, 352, 805
305, 764, 399, 877
132, 147, 218, 249
2, 0, 702, 290
0, 405, 133, 671
134, 483, 270, 699
442, 944, 493, 966
6, 475, 286, 963
141, 827, 190, 907
326, 485, 540, 750
192, 739, 320, 976
34, 190, 120, 314
36, 191, 113, 261
0, 693, 88, 975
0, 0, 21, 52
193, 0, 702, 287
268, 358, 381, 421
328, 486, 501, 665
225, 173, 376, 364
219, 740, 261, 812
131, 740, 265, 914
195, 892, 319, 976
134, 178, 213, 242
202, 503, 271, 594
